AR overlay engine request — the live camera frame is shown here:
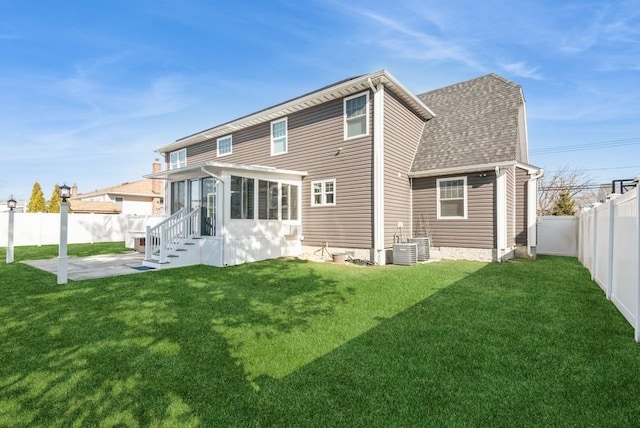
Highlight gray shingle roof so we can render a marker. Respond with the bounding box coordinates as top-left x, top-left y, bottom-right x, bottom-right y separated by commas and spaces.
411, 74, 524, 173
